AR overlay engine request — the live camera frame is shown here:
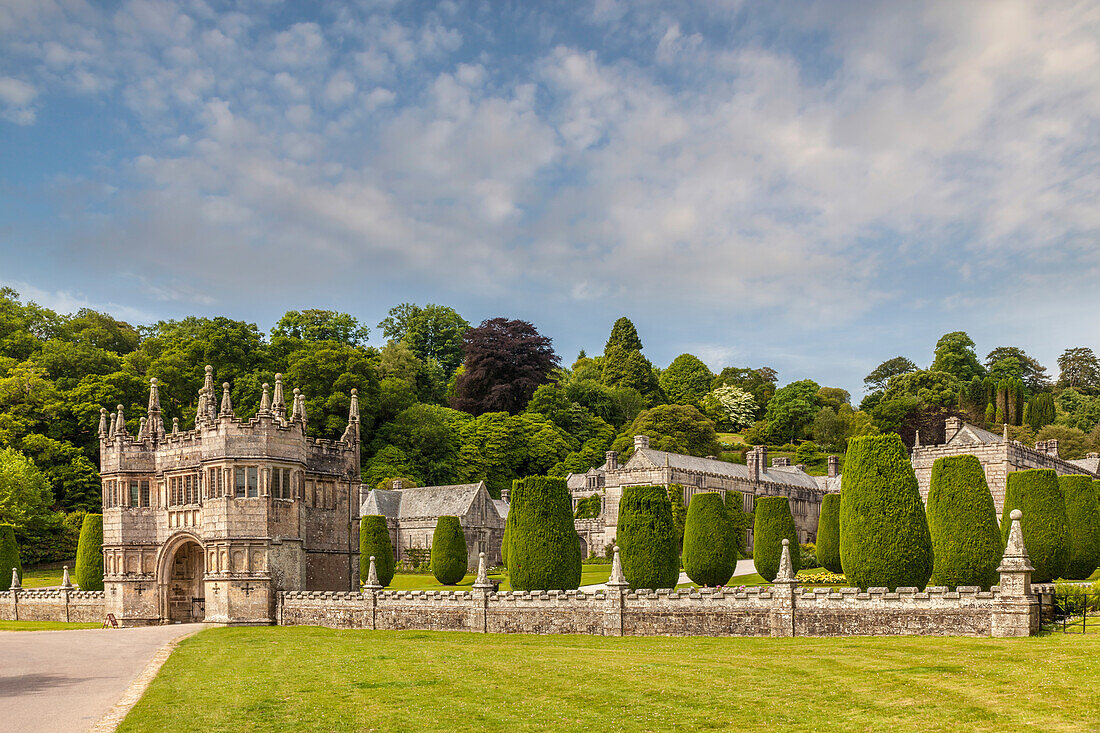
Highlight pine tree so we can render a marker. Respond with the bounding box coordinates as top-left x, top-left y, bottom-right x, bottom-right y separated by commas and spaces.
839, 434, 934, 590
